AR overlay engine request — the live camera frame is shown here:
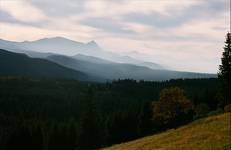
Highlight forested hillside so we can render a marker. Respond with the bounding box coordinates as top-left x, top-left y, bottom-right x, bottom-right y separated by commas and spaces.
0, 77, 223, 150
0, 49, 88, 81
